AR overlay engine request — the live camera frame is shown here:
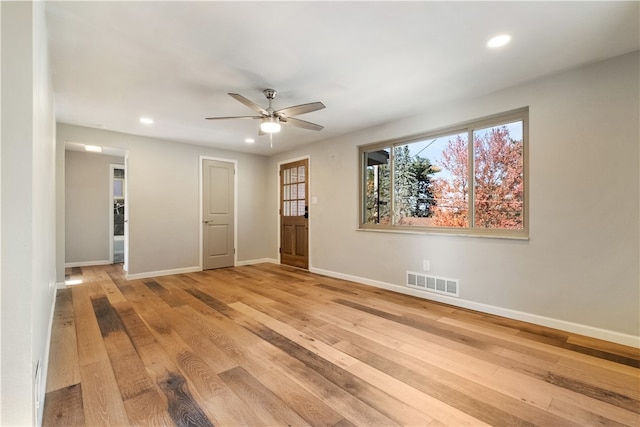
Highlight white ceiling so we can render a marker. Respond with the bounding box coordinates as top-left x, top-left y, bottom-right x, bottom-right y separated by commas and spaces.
46, 1, 639, 156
